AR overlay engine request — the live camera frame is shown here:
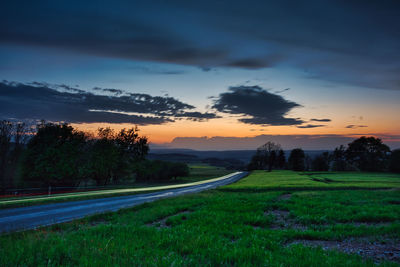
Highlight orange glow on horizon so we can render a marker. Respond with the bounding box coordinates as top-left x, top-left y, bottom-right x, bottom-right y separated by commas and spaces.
70, 115, 400, 145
